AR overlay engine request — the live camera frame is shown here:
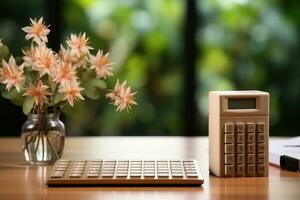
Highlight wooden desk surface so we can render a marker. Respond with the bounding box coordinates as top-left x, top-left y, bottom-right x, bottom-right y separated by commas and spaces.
0, 137, 299, 200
